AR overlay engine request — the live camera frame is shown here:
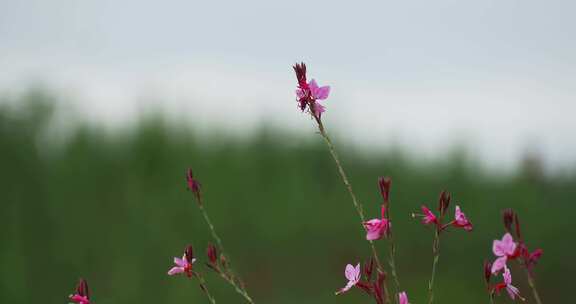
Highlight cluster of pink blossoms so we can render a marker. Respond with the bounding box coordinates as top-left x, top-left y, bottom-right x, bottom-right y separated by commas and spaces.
334, 177, 409, 304
413, 190, 473, 232
484, 208, 543, 301
293, 62, 331, 119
